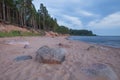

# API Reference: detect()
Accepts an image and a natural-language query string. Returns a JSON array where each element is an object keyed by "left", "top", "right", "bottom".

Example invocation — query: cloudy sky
[{"left": 33, "top": 0, "right": 120, "bottom": 36}]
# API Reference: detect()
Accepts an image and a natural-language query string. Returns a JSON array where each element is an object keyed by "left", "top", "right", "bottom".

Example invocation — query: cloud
[
  {"left": 88, "top": 12, "right": 120, "bottom": 29},
  {"left": 47, "top": 8, "right": 62, "bottom": 17},
  {"left": 32, "top": 0, "right": 103, "bottom": 10},
  {"left": 77, "top": 10, "right": 99, "bottom": 17},
  {"left": 63, "top": 15, "right": 83, "bottom": 26},
  {"left": 33, "top": 0, "right": 120, "bottom": 35},
  {"left": 58, "top": 15, "right": 83, "bottom": 29},
  {"left": 87, "top": 12, "right": 120, "bottom": 35}
]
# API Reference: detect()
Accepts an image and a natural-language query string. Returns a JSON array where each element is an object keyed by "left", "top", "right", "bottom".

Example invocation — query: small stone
[
  {"left": 58, "top": 43, "right": 62, "bottom": 46},
  {"left": 58, "top": 43, "right": 71, "bottom": 48},
  {"left": 14, "top": 55, "right": 32, "bottom": 61},
  {"left": 86, "top": 46, "right": 96, "bottom": 51},
  {"left": 5, "top": 40, "right": 29, "bottom": 45},
  {"left": 24, "top": 44, "right": 31, "bottom": 49}
]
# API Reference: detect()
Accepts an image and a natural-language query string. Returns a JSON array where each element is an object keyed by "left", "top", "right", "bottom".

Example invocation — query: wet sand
[{"left": 0, "top": 36, "right": 120, "bottom": 80}]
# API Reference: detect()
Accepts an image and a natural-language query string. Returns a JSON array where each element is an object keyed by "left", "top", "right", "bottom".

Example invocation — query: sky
[{"left": 33, "top": 0, "right": 120, "bottom": 36}]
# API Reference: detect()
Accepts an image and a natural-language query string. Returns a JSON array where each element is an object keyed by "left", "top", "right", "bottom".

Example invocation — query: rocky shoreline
[{"left": 0, "top": 36, "right": 120, "bottom": 80}]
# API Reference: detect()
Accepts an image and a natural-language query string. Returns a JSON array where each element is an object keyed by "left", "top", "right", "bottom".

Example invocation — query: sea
[{"left": 69, "top": 36, "right": 120, "bottom": 48}]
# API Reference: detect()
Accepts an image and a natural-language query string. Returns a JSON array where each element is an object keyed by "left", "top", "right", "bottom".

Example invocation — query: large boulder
[{"left": 35, "top": 46, "right": 66, "bottom": 64}]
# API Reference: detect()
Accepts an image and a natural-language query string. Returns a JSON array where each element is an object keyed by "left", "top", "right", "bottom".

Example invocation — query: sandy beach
[{"left": 0, "top": 36, "right": 120, "bottom": 80}]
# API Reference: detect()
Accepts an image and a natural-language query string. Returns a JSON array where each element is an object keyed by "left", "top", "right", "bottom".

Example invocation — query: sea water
[{"left": 69, "top": 36, "right": 120, "bottom": 48}]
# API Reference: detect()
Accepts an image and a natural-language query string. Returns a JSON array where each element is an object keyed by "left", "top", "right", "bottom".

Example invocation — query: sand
[{"left": 0, "top": 36, "right": 120, "bottom": 80}]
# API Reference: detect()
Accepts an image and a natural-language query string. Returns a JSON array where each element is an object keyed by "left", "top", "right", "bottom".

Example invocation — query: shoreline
[
  {"left": 0, "top": 36, "right": 120, "bottom": 80},
  {"left": 68, "top": 36, "right": 120, "bottom": 49}
]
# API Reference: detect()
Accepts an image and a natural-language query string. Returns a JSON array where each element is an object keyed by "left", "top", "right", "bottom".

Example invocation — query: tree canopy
[
  {"left": 0, "top": 0, "right": 59, "bottom": 31},
  {"left": 69, "top": 29, "right": 96, "bottom": 36}
]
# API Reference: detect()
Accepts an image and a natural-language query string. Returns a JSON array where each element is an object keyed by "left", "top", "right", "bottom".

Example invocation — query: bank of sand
[{"left": 0, "top": 36, "right": 120, "bottom": 80}]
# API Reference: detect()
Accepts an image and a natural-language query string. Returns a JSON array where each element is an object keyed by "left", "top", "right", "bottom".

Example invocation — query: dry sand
[{"left": 0, "top": 36, "right": 120, "bottom": 80}]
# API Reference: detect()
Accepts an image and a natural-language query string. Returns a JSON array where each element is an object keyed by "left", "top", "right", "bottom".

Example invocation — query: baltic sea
[{"left": 69, "top": 36, "right": 120, "bottom": 48}]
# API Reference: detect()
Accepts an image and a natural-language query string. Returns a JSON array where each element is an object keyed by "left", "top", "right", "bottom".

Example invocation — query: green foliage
[
  {"left": 37, "top": 3, "right": 58, "bottom": 31},
  {"left": 0, "top": 31, "right": 21, "bottom": 37},
  {"left": 69, "top": 29, "right": 96, "bottom": 36},
  {"left": 55, "top": 26, "right": 69, "bottom": 34},
  {"left": 54, "top": 26, "right": 96, "bottom": 36},
  {"left": 0, "top": 30, "right": 41, "bottom": 37}
]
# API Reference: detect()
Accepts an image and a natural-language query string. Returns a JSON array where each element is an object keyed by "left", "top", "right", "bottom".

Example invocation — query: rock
[
  {"left": 87, "top": 45, "right": 109, "bottom": 51},
  {"left": 35, "top": 46, "right": 66, "bottom": 64},
  {"left": 58, "top": 43, "right": 71, "bottom": 48},
  {"left": 58, "top": 43, "right": 62, "bottom": 46},
  {"left": 86, "top": 46, "right": 96, "bottom": 51},
  {"left": 81, "top": 63, "right": 118, "bottom": 80},
  {"left": 5, "top": 40, "right": 29, "bottom": 45},
  {"left": 24, "top": 44, "right": 31, "bottom": 49},
  {"left": 14, "top": 55, "right": 32, "bottom": 61}
]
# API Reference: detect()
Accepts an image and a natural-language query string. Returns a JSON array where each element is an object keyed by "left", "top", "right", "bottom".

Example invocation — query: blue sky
[{"left": 33, "top": 0, "right": 120, "bottom": 36}]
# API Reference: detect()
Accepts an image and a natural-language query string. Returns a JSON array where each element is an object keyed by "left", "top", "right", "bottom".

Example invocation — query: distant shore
[{"left": 0, "top": 36, "right": 120, "bottom": 80}]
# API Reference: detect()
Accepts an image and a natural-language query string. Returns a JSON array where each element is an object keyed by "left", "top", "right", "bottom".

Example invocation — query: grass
[{"left": 0, "top": 30, "right": 41, "bottom": 37}]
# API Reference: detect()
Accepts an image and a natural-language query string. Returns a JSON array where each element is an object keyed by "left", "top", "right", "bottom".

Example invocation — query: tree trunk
[
  {"left": 43, "top": 14, "right": 45, "bottom": 30},
  {"left": 23, "top": 8, "right": 26, "bottom": 27},
  {"left": 6, "top": 6, "right": 10, "bottom": 23},
  {"left": 0, "top": 2, "right": 2, "bottom": 20},
  {"left": 16, "top": 11, "right": 19, "bottom": 25},
  {"left": 20, "top": 8, "right": 24, "bottom": 27},
  {"left": 23, "top": 0, "right": 26, "bottom": 27},
  {"left": 2, "top": 0, "right": 5, "bottom": 21},
  {"left": 12, "top": 9, "right": 14, "bottom": 24}
]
